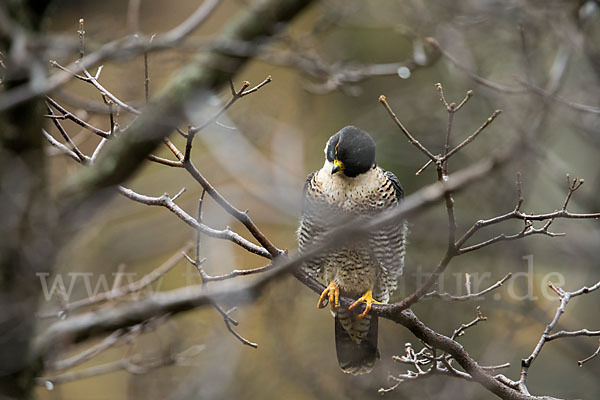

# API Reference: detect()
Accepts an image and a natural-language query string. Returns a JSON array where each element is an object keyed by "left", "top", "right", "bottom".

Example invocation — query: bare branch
[
  {"left": 118, "top": 186, "right": 271, "bottom": 258},
  {"left": 193, "top": 191, "right": 210, "bottom": 283},
  {"left": 38, "top": 243, "right": 194, "bottom": 319},
  {"left": 456, "top": 174, "right": 598, "bottom": 254},
  {"left": 127, "top": 0, "right": 142, "bottom": 34},
  {"left": 202, "top": 263, "right": 274, "bottom": 283},
  {"left": 443, "top": 109, "right": 502, "bottom": 161},
  {"left": 159, "top": 0, "right": 221, "bottom": 44},
  {"left": 426, "top": 37, "right": 525, "bottom": 94},
  {"left": 188, "top": 75, "right": 272, "bottom": 137},
  {"left": 523, "top": 82, "right": 600, "bottom": 114},
  {"left": 49, "top": 60, "right": 88, "bottom": 81},
  {"left": 458, "top": 223, "right": 565, "bottom": 255},
  {"left": 146, "top": 154, "right": 183, "bottom": 167},
  {"left": 223, "top": 315, "right": 258, "bottom": 348},
  {"left": 378, "top": 95, "right": 437, "bottom": 162},
  {"left": 78, "top": 18, "right": 85, "bottom": 60},
  {"left": 424, "top": 273, "right": 512, "bottom": 301},
  {"left": 543, "top": 175, "right": 584, "bottom": 231},
  {"left": 427, "top": 37, "right": 600, "bottom": 114},
  {"left": 48, "top": 329, "right": 125, "bottom": 372},
  {"left": 454, "top": 89, "right": 473, "bottom": 112},
  {"left": 519, "top": 280, "right": 600, "bottom": 392},
  {"left": 546, "top": 329, "right": 600, "bottom": 341},
  {"left": 46, "top": 96, "right": 110, "bottom": 138},
  {"left": 38, "top": 343, "right": 205, "bottom": 386},
  {"left": 515, "top": 172, "right": 524, "bottom": 211},
  {"left": 578, "top": 340, "right": 600, "bottom": 367},
  {"left": 45, "top": 102, "right": 87, "bottom": 162},
  {"left": 436, "top": 81, "right": 451, "bottom": 110},
  {"left": 182, "top": 161, "right": 281, "bottom": 258},
  {"left": 81, "top": 67, "right": 140, "bottom": 115},
  {"left": 42, "top": 129, "right": 81, "bottom": 162},
  {"left": 415, "top": 159, "right": 432, "bottom": 176},
  {"left": 451, "top": 306, "right": 487, "bottom": 340}
]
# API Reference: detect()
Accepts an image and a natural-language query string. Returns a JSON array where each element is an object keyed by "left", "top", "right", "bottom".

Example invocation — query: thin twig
[
  {"left": 578, "top": 340, "right": 600, "bottom": 367},
  {"left": 415, "top": 159, "right": 432, "bottom": 176},
  {"left": 543, "top": 175, "right": 584, "bottom": 231},
  {"left": 546, "top": 329, "right": 600, "bottom": 341},
  {"left": 443, "top": 109, "right": 502, "bottom": 161},
  {"left": 195, "top": 190, "right": 210, "bottom": 283},
  {"left": 515, "top": 172, "right": 524, "bottom": 211},
  {"left": 102, "top": 95, "right": 116, "bottom": 135},
  {"left": 424, "top": 273, "right": 512, "bottom": 301},
  {"left": 458, "top": 224, "right": 564, "bottom": 254},
  {"left": 426, "top": 37, "right": 525, "bottom": 94},
  {"left": 78, "top": 19, "right": 85, "bottom": 61},
  {"left": 48, "top": 329, "right": 125, "bottom": 372},
  {"left": 428, "top": 37, "right": 600, "bottom": 115},
  {"left": 146, "top": 154, "right": 183, "bottom": 167},
  {"left": 188, "top": 76, "right": 272, "bottom": 136},
  {"left": 187, "top": 193, "right": 258, "bottom": 347},
  {"left": 42, "top": 129, "right": 82, "bottom": 162},
  {"left": 81, "top": 68, "right": 140, "bottom": 115},
  {"left": 451, "top": 307, "right": 487, "bottom": 340},
  {"left": 223, "top": 317, "right": 258, "bottom": 348},
  {"left": 454, "top": 90, "right": 473, "bottom": 112},
  {"left": 46, "top": 96, "right": 110, "bottom": 138},
  {"left": 38, "top": 343, "right": 204, "bottom": 386},
  {"left": 379, "top": 95, "right": 437, "bottom": 162},
  {"left": 202, "top": 263, "right": 274, "bottom": 282},
  {"left": 127, "top": 0, "right": 142, "bottom": 34}
]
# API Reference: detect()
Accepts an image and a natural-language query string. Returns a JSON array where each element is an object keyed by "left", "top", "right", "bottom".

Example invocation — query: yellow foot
[
  {"left": 348, "top": 289, "right": 385, "bottom": 319},
  {"left": 317, "top": 280, "right": 340, "bottom": 312}
]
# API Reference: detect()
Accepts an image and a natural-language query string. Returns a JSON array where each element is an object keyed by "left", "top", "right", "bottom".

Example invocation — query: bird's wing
[
  {"left": 383, "top": 170, "right": 404, "bottom": 201},
  {"left": 372, "top": 169, "right": 408, "bottom": 297},
  {"left": 297, "top": 171, "right": 324, "bottom": 279}
]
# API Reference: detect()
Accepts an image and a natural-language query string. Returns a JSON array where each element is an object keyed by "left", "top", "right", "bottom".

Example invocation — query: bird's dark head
[{"left": 324, "top": 126, "right": 376, "bottom": 178}]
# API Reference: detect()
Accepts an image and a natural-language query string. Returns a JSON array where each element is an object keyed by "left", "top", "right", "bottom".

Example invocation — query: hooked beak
[{"left": 332, "top": 160, "right": 343, "bottom": 175}]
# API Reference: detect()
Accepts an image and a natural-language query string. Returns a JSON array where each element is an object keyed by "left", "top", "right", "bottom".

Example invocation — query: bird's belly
[{"left": 323, "top": 248, "right": 377, "bottom": 297}]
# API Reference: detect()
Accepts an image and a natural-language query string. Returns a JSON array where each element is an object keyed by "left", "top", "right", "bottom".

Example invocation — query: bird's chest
[{"left": 312, "top": 168, "right": 384, "bottom": 213}]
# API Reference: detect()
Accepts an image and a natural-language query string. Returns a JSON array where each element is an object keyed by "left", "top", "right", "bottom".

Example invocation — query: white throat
[{"left": 315, "top": 159, "right": 380, "bottom": 207}]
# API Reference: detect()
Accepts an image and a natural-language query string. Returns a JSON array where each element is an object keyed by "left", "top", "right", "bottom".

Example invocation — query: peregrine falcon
[{"left": 298, "top": 126, "right": 407, "bottom": 374}]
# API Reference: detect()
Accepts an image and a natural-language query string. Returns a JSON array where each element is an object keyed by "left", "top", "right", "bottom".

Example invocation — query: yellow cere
[{"left": 334, "top": 159, "right": 344, "bottom": 170}]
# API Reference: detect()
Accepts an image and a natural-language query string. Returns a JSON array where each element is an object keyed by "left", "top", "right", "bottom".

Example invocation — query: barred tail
[{"left": 334, "top": 311, "right": 379, "bottom": 374}]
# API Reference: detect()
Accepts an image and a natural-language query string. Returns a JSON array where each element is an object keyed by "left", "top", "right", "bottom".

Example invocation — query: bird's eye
[{"left": 335, "top": 143, "right": 339, "bottom": 156}]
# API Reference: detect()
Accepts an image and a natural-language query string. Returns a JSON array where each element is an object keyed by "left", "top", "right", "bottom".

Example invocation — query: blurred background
[{"left": 36, "top": 0, "right": 599, "bottom": 399}]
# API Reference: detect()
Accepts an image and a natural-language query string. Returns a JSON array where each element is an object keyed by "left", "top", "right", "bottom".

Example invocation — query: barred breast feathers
[{"left": 298, "top": 161, "right": 407, "bottom": 289}]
